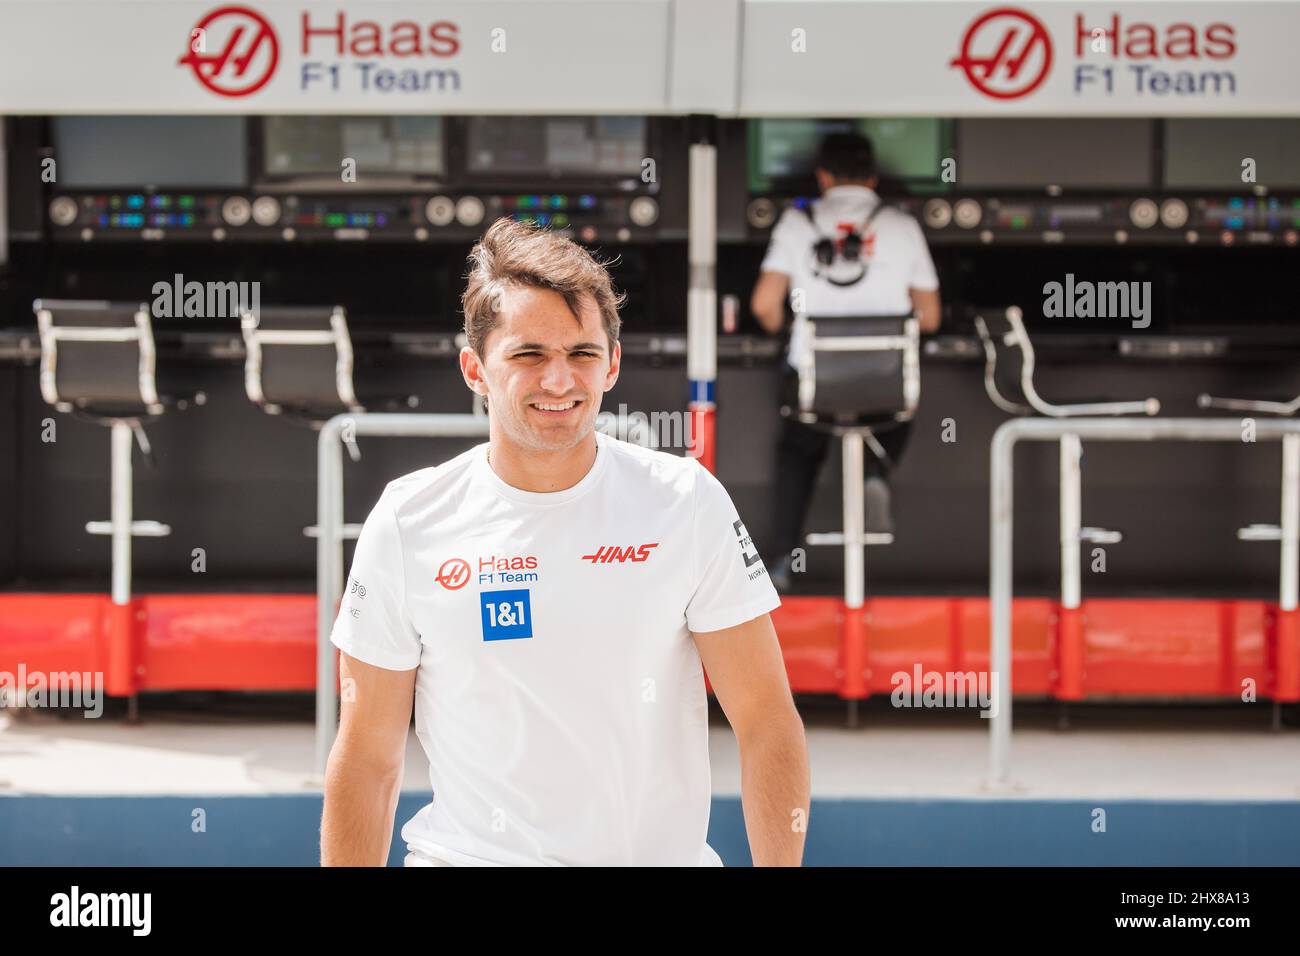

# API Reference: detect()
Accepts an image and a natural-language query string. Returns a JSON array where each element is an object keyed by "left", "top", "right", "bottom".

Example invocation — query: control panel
[
  {"left": 46, "top": 189, "right": 661, "bottom": 244},
  {"left": 745, "top": 194, "right": 1300, "bottom": 246}
]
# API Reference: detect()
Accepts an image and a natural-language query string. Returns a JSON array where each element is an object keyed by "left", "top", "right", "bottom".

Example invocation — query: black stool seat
[{"left": 242, "top": 304, "right": 417, "bottom": 424}]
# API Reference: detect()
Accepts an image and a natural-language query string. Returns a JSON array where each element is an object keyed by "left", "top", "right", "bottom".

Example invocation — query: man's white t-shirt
[
  {"left": 330, "top": 429, "right": 781, "bottom": 866},
  {"left": 759, "top": 184, "right": 940, "bottom": 368}
]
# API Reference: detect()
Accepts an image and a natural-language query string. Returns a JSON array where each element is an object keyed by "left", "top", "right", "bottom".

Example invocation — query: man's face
[{"left": 461, "top": 285, "right": 620, "bottom": 453}]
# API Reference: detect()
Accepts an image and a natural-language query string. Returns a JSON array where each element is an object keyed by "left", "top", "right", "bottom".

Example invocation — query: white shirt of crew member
[
  {"left": 760, "top": 184, "right": 940, "bottom": 369},
  {"left": 330, "top": 429, "right": 781, "bottom": 866}
]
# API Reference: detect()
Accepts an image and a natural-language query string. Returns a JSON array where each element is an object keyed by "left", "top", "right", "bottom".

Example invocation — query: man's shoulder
[
  {"left": 379, "top": 443, "right": 483, "bottom": 514},
  {"left": 873, "top": 203, "right": 924, "bottom": 232},
  {"left": 600, "top": 433, "right": 701, "bottom": 494}
]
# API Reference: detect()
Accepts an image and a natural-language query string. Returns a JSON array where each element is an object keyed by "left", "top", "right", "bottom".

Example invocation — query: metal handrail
[
  {"left": 1198, "top": 392, "right": 1300, "bottom": 416},
  {"left": 989, "top": 417, "right": 1300, "bottom": 787},
  {"left": 315, "top": 413, "right": 491, "bottom": 776}
]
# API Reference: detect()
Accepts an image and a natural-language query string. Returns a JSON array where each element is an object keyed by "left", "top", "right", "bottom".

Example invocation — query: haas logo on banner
[
  {"left": 179, "top": 5, "right": 280, "bottom": 97},
  {"left": 950, "top": 6, "right": 1053, "bottom": 100}
]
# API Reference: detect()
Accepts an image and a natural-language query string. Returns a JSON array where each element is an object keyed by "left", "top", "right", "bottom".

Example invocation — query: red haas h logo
[
  {"left": 436, "top": 558, "right": 471, "bottom": 590},
  {"left": 179, "top": 5, "right": 280, "bottom": 97},
  {"left": 951, "top": 7, "right": 1053, "bottom": 100},
  {"left": 581, "top": 544, "right": 659, "bottom": 564}
]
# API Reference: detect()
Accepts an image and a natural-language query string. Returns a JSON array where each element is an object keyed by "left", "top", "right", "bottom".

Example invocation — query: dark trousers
[{"left": 769, "top": 365, "right": 913, "bottom": 564}]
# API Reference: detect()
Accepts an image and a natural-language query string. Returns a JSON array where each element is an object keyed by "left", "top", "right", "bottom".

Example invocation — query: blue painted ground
[{"left": 3, "top": 795, "right": 1298, "bottom": 866}]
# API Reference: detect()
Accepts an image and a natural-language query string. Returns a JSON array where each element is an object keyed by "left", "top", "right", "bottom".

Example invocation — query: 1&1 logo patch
[{"left": 480, "top": 588, "right": 533, "bottom": 641}]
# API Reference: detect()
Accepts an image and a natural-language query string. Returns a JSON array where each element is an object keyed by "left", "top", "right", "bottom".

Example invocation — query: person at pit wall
[{"left": 751, "top": 132, "right": 941, "bottom": 593}]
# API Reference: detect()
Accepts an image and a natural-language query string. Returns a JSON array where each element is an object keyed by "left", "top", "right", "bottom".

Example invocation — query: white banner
[
  {"left": 0, "top": 0, "right": 671, "bottom": 114},
  {"left": 1, "top": 1, "right": 1296, "bottom": 115},
  {"left": 741, "top": 1, "right": 1300, "bottom": 117}
]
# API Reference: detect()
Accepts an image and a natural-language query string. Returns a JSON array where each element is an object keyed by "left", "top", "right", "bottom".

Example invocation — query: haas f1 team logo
[
  {"left": 582, "top": 544, "right": 659, "bottom": 564},
  {"left": 179, "top": 5, "right": 280, "bottom": 97},
  {"left": 436, "top": 558, "right": 471, "bottom": 590},
  {"left": 950, "top": 7, "right": 1053, "bottom": 100}
]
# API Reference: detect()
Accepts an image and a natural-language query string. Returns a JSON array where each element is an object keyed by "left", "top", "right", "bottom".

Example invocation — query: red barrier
[{"left": 0, "top": 593, "right": 1294, "bottom": 701}]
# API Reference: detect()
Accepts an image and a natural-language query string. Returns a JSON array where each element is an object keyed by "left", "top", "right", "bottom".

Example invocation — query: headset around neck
[{"left": 800, "top": 198, "right": 888, "bottom": 288}]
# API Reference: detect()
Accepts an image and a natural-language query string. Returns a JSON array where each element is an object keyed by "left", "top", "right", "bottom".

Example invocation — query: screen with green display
[
  {"left": 1164, "top": 119, "right": 1300, "bottom": 189},
  {"left": 263, "top": 116, "right": 444, "bottom": 178},
  {"left": 748, "top": 117, "right": 949, "bottom": 193}
]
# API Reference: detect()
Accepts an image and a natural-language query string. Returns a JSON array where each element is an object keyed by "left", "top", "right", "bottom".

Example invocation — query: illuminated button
[
  {"left": 746, "top": 198, "right": 777, "bottom": 229},
  {"left": 179, "top": 196, "right": 195, "bottom": 209},
  {"left": 110, "top": 196, "right": 121, "bottom": 209},
  {"left": 953, "top": 199, "right": 982, "bottom": 229},
  {"left": 579, "top": 195, "right": 597, "bottom": 209},
  {"left": 425, "top": 195, "right": 455, "bottom": 226},
  {"left": 922, "top": 198, "right": 952, "bottom": 229},
  {"left": 1159, "top": 199, "right": 1188, "bottom": 229},
  {"left": 251, "top": 196, "right": 281, "bottom": 226},
  {"left": 456, "top": 196, "right": 486, "bottom": 227},
  {"left": 1128, "top": 198, "right": 1158, "bottom": 229},
  {"left": 553, "top": 213, "right": 569, "bottom": 227},
  {"left": 48, "top": 197, "right": 78, "bottom": 227},
  {"left": 221, "top": 196, "right": 252, "bottom": 226},
  {"left": 127, "top": 195, "right": 144, "bottom": 208},
  {"left": 551, "top": 195, "right": 564, "bottom": 209},
  {"left": 628, "top": 196, "right": 658, "bottom": 227},
  {"left": 536, "top": 213, "right": 550, "bottom": 226}
]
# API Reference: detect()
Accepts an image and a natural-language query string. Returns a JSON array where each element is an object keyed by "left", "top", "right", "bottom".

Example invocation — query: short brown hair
[{"left": 461, "top": 217, "right": 625, "bottom": 357}]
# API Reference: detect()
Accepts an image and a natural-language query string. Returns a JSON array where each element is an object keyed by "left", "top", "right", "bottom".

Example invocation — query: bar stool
[
  {"left": 788, "top": 312, "right": 920, "bottom": 726},
  {"left": 34, "top": 298, "right": 205, "bottom": 714},
  {"left": 241, "top": 305, "right": 418, "bottom": 541}
]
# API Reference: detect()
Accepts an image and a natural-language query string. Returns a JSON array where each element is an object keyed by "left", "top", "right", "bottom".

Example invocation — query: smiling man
[{"left": 321, "top": 217, "right": 809, "bottom": 867}]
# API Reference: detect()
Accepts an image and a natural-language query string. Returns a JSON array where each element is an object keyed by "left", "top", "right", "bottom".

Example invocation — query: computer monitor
[
  {"left": 956, "top": 118, "right": 1155, "bottom": 190},
  {"left": 748, "top": 117, "right": 950, "bottom": 193},
  {"left": 262, "top": 116, "right": 445, "bottom": 180},
  {"left": 465, "top": 116, "right": 647, "bottom": 178},
  {"left": 53, "top": 116, "right": 248, "bottom": 188},
  {"left": 1164, "top": 119, "right": 1300, "bottom": 189}
]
